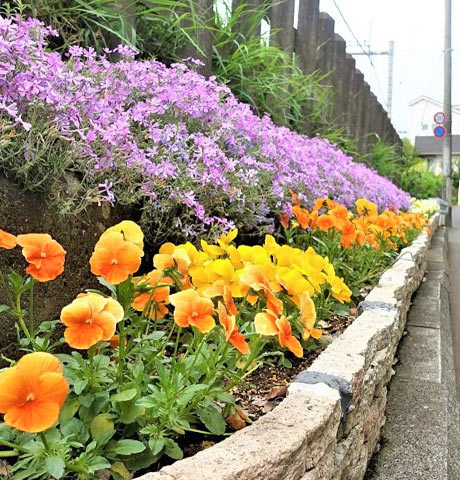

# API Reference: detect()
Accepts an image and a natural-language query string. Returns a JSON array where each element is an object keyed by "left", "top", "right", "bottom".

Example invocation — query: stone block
[
  {"left": 148, "top": 388, "right": 340, "bottom": 480},
  {"left": 301, "top": 442, "right": 335, "bottom": 480}
]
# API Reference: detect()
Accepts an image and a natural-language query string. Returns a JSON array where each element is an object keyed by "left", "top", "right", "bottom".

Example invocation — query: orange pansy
[
  {"left": 292, "top": 204, "right": 310, "bottom": 229},
  {"left": 316, "top": 215, "right": 336, "bottom": 231},
  {"left": 218, "top": 303, "right": 249, "bottom": 355},
  {"left": 280, "top": 213, "right": 290, "bottom": 228},
  {"left": 61, "top": 292, "right": 124, "bottom": 349},
  {"left": 90, "top": 231, "right": 143, "bottom": 285},
  {"left": 0, "top": 352, "right": 68, "bottom": 433},
  {"left": 153, "top": 246, "right": 191, "bottom": 275},
  {"left": 132, "top": 270, "right": 173, "bottom": 314},
  {"left": 276, "top": 316, "right": 303, "bottom": 358},
  {"left": 299, "top": 292, "right": 321, "bottom": 340},
  {"left": 16, "top": 234, "right": 66, "bottom": 282},
  {"left": 239, "top": 265, "right": 271, "bottom": 292},
  {"left": 169, "top": 289, "right": 215, "bottom": 333},
  {"left": 0, "top": 229, "right": 16, "bottom": 249}
]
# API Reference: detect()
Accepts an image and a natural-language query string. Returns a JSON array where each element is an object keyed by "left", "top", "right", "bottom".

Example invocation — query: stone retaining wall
[{"left": 139, "top": 215, "right": 439, "bottom": 480}]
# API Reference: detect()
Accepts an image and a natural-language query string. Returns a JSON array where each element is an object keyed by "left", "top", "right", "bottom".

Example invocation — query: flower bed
[
  {"left": 0, "top": 197, "right": 431, "bottom": 479},
  {"left": 138, "top": 214, "right": 439, "bottom": 480},
  {"left": 0, "top": 15, "right": 410, "bottom": 245}
]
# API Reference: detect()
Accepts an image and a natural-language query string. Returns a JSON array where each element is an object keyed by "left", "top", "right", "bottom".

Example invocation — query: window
[{"left": 422, "top": 124, "right": 428, "bottom": 131}]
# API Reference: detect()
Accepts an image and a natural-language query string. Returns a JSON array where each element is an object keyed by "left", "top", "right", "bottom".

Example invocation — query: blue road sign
[
  {"left": 434, "top": 112, "right": 446, "bottom": 124},
  {"left": 434, "top": 125, "right": 447, "bottom": 138}
]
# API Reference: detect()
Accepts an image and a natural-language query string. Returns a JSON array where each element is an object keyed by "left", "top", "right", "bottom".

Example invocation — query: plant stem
[
  {"left": 0, "top": 450, "right": 17, "bottom": 457},
  {"left": 29, "top": 278, "right": 35, "bottom": 336},
  {"left": 118, "top": 319, "right": 126, "bottom": 380},
  {"left": 0, "top": 439, "right": 25, "bottom": 452},
  {"left": 16, "top": 292, "right": 32, "bottom": 344},
  {"left": 39, "top": 432, "right": 50, "bottom": 452}
]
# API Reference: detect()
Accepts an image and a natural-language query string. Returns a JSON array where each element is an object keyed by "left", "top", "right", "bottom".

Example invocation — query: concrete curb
[
  {"left": 138, "top": 215, "right": 439, "bottom": 480},
  {"left": 366, "top": 223, "right": 460, "bottom": 479}
]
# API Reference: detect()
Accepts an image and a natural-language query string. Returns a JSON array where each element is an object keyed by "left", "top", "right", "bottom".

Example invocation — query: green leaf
[
  {"left": 112, "top": 461, "right": 131, "bottom": 480},
  {"left": 86, "top": 456, "right": 111, "bottom": 472},
  {"left": 111, "top": 388, "right": 137, "bottom": 403},
  {"left": 59, "top": 398, "right": 80, "bottom": 424},
  {"left": 79, "top": 393, "right": 95, "bottom": 408},
  {"left": 148, "top": 438, "right": 165, "bottom": 456},
  {"left": 0, "top": 304, "right": 10, "bottom": 314},
  {"left": 197, "top": 405, "right": 226, "bottom": 435},
  {"left": 61, "top": 418, "right": 89, "bottom": 443},
  {"left": 215, "top": 392, "right": 235, "bottom": 404},
  {"left": 90, "top": 414, "right": 114, "bottom": 439},
  {"left": 45, "top": 456, "right": 65, "bottom": 479},
  {"left": 164, "top": 439, "right": 183, "bottom": 460},
  {"left": 114, "top": 439, "right": 146, "bottom": 455},
  {"left": 119, "top": 405, "right": 144, "bottom": 424},
  {"left": 73, "top": 378, "right": 88, "bottom": 395}
]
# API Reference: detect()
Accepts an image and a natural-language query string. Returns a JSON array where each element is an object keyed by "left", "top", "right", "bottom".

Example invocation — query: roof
[
  {"left": 415, "top": 135, "right": 460, "bottom": 155},
  {"left": 409, "top": 95, "right": 460, "bottom": 113}
]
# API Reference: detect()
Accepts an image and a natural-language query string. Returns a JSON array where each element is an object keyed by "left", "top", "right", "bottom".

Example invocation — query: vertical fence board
[
  {"left": 342, "top": 54, "right": 357, "bottom": 133},
  {"left": 330, "top": 33, "right": 346, "bottom": 124},
  {"left": 268, "top": 0, "right": 295, "bottom": 54},
  {"left": 295, "top": 0, "right": 320, "bottom": 74},
  {"left": 232, "top": 0, "right": 264, "bottom": 38},
  {"left": 176, "top": 0, "right": 215, "bottom": 77}
]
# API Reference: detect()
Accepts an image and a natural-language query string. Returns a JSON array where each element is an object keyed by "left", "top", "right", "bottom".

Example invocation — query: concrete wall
[{"left": 138, "top": 217, "right": 439, "bottom": 480}]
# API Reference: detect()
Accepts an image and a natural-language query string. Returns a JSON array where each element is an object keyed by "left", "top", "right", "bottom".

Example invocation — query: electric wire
[{"left": 331, "top": 0, "right": 388, "bottom": 107}]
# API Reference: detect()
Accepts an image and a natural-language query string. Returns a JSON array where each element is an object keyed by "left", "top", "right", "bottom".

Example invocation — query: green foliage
[
  {"left": 400, "top": 170, "right": 445, "bottom": 199},
  {"left": 211, "top": 1, "right": 330, "bottom": 130},
  {"left": 369, "top": 137, "right": 403, "bottom": 185}
]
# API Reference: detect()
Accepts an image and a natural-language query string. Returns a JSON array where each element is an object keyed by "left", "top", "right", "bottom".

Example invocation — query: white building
[{"left": 408, "top": 95, "right": 460, "bottom": 144}]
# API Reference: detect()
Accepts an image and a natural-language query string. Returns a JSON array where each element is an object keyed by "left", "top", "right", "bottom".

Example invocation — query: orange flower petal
[
  {"left": 17, "top": 352, "right": 63, "bottom": 380},
  {"left": 189, "top": 314, "right": 215, "bottom": 333},
  {"left": 61, "top": 301, "right": 92, "bottom": 327},
  {"left": 283, "top": 335, "right": 303, "bottom": 358},
  {"left": 64, "top": 323, "right": 104, "bottom": 349},
  {"left": 91, "top": 311, "right": 117, "bottom": 341},
  {"left": 35, "top": 373, "right": 69, "bottom": 408},
  {"left": 0, "top": 367, "right": 28, "bottom": 413},
  {"left": 254, "top": 312, "right": 278, "bottom": 335},
  {"left": 0, "top": 229, "right": 17, "bottom": 249},
  {"left": 229, "top": 331, "right": 249, "bottom": 355},
  {"left": 4, "top": 400, "right": 60, "bottom": 433}
]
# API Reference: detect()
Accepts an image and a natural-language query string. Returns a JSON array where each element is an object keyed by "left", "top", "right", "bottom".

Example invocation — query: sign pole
[{"left": 442, "top": 0, "right": 452, "bottom": 225}]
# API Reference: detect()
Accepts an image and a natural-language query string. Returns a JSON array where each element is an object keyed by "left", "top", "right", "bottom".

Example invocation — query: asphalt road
[{"left": 448, "top": 206, "right": 460, "bottom": 398}]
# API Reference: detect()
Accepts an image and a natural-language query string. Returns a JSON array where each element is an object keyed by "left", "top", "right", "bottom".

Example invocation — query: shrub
[
  {"left": 400, "top": 170, "right": 445, "bottom": 199},
  {"left": 0, "top": 16, "right": 409, "bottom": 246}
]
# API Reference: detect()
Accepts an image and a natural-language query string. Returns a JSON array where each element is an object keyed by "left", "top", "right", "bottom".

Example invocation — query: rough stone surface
[{"left": 138, "top": 217, "right": 439, "bottom": 480}]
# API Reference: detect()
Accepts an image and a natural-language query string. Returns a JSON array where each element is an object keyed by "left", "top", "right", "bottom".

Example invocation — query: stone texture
[
  {"left": 140, "top": 388, "right": 341, "bottom": 480},
  {"left": 301, "top": 442, "right": 335, "bottom": 480}
]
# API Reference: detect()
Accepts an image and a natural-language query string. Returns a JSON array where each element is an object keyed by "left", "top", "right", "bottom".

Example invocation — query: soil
[
  {"left": 0, "top": 175, "right": 134, "bottom": 364},
  {"left": 174, "top": 308, "right": 359, "bottom": 465}
]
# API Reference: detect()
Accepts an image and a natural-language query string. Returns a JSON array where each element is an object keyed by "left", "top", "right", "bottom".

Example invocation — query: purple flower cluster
[{"left": 0, "top": 16, "right": 409, "bottom": 239}]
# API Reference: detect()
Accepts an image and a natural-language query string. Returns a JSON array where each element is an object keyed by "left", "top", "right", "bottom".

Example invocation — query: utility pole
[
  {"left": 348, "top": 40, "right": 394, "bottom": 119},
  {"left": 387, "top": 41, "right": 394, "bottom": 119},
  {"left": 442, "top": 0, "right": 452, "bottom": 225}
]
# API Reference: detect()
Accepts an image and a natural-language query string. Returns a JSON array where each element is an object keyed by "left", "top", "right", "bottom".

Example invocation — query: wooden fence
[{"left": 151, "top": 0, "right": 401, "bottom": 155}]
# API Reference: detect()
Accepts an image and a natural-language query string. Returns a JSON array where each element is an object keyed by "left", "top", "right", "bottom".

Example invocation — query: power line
[{"left": 331, "top": 0, "right": 388, "bottom": 107}]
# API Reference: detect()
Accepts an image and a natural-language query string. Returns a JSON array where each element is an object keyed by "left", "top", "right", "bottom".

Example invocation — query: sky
[{"left": 316, "top": 0, "right": 460, "bottom": 137}]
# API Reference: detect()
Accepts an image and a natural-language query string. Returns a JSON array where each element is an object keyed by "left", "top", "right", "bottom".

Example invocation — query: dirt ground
[{"left": 0, "top": 175, "right": 133, "bottom": 362}]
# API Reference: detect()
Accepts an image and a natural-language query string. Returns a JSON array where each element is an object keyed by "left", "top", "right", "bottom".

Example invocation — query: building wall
[{"left": 409, "top": 98, "right": 460, "bottom": 143}]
